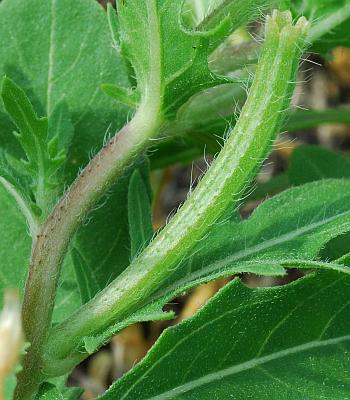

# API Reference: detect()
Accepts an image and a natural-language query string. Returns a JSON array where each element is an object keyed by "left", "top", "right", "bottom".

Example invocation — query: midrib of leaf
[
  {"left": 121, "top": 274, "right": 350, "bottom": 400},
  {"left": 139, "top": 337, "right": 350, "bottom": 400},
  {"left": 308, "top": 3, "right": 350, "bottom": 43},
  {"left": 144, "top": 0, "right": 162, "bottom": 109},
  {"left": 122, "top": 276, "right": 349, "bottom": 400},
  {"left": 255, "top": 276, "right": 347, "bottom": 358},
  {"left": 163, "top": 209, "right": 350, "bottom": 290},
  {"left": 0, "top": 177, "right": 38, "bottom": 237},
  {"left": 46, "top": 0, "right": 57, "bottom": 115},
  {"left": 209, "top": 210, "right": 350, "bottom": 262},
  {"left": 153, "top": 259, "right": 350, "bottom": 301}
]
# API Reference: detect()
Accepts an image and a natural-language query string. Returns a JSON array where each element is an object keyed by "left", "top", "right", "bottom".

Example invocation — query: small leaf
[
  {"left": 73, "top": 158, "right": 151, "bottom": 301},
  {"left": 70, "top": 248, "right": 100, "bottom": 305},
  {"left": 1, "top": 77, "right": 65, "bottom": 214},
  {"left": 83, "top": 300, "right": 174, "bottom": 355},
  {"left": 100, "top": 271, "right": 350, "bottom": 399},
  {"left": 193, "top": 0, "right": 276, "bottom": 50},
  {"left": 116, "top": 0, "right": 230, "bottom": 119},
  {"left": 35, "top": 382, "right": 83, "bottom": 400},
  {"left": 128, "top": 170, "right": 153, "bottom": 259},
  {"left": 0, "top": 150, "right": 38, "bottom": 232},
  {"left": 293, "top": 0, "right": 350, "bottom": 54}
]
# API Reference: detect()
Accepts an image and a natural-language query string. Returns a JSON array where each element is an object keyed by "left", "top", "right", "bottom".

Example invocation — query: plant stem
[
  {"left": 15, "top": 105, "right": 162, "bottom": 400},
  {"left": 15, "top": 0, "right": 165, "bottom": 395},
  {"left": 43, "top": 11, "right": 309, "bottom": 376}
]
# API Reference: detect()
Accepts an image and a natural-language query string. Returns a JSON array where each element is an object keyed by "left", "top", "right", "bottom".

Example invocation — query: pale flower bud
[{"left": 0, "top": 289, "right": 23, "bottom": 399}]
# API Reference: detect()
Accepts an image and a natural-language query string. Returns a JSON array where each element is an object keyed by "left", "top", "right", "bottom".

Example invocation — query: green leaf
[
  {"left": 0, "top": 185, "right": 31, "bottom": 310},
  {"left": 150, "top": 179, "right": 350, "bottom": 301},
  {"left": 286, "top": 147, "right": 350, "bottom": 263},
  {"left": 128, "top": 170, "right": 153, "bottom": 259},
  {"left": 194, "top": 0, "right": 275, "bottom": 50},
  {"left": 48, "top": 99, "right": 74, "bottom": 157},
  {"left": 51, "top": 255, "right": 81, "bottom": 325},
  {"left": 0, "top": 0, "right": 130, "bottom": 172},
  {"left": 0, "top": 150, "right": 32, "bottom": 205},
  {"left": 101, "top": 83, "right": 140, "bottom": 108},
  {"left": 286, "top": 109, "right": 350, "bottom": 131},
  {"left": 72, "top": 159, "right": 151, "bottom": 302},
  {"left": 83, "top": 300, "right": 174, "bottom": 355},
  {"left": 0, "top": 149, "right": 40, "bottom": 235},
  {"left": 35, "top": 382, "right": 83, "bottom": 400},
  {"left": 70, "top": 248, "right": 100, "bottom": 305},
  {"left": 289, "top": 146, "right": 350, "bottom": 185},
  {"left": 81, "top": 179, "right": 350, "bottom": 353},
  {"left": 35, "top": 383, "right": 64, "bottom": 400},
  {"left": 293, "top": 0, "right": 350, "bottom": 54},
  {"left": 100, "top": 271, "right": 350, "bottom": 399},
  {"left": 116, "top": 0, "right": 229, "bottom": 119},
  {"left": 0, "top": 181, "right": 79, "bottom": 324},
  {"left": 1, "top": 77, "right": 65, "bottom": 214}
]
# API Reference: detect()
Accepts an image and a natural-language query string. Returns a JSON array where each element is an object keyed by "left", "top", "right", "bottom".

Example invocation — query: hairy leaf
[
  {"left": 151, "top": 179, "right": 350, "bottom": 300},
  {"left": 82, "top": 179, "right": 350, "bottom": 352},
  {"left": 115, "top": 0, "right": 229, "bottom": 118},
  {"left": 1, "top": 77, "right": 66, "bottom": 214},
  {"left": 293, "top": 0, "right": 350, "bottom": 53},
  {"left": 194, "top": 0, "right": 275, "bottom": 50},
  {"left": 100, "top": 271, "right": 350, "bottom": 399},
  {"left": 0, "top": 0, "right": 130, "bottom": 172}
]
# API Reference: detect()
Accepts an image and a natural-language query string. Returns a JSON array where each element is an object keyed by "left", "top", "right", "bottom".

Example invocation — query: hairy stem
[
  {"left": 15, "top": 105, "right": 162, "bottom": 399},
  {"left": 15, "top": 0, "right": 165, "bottom": 395},
  {"left": 44, "top": 11, "right": 309, "bottom": 376}
]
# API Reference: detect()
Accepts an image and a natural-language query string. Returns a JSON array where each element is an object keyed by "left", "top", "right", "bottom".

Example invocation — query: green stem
[
  {"left": 15, "top": 106, "right": 162, "bottom": 400},
  {"left": 43, "top": 11, "right": 309, "bottom": 376},
  {"left": 15, "top": 1, "right": 164, "bottom": 397}
]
